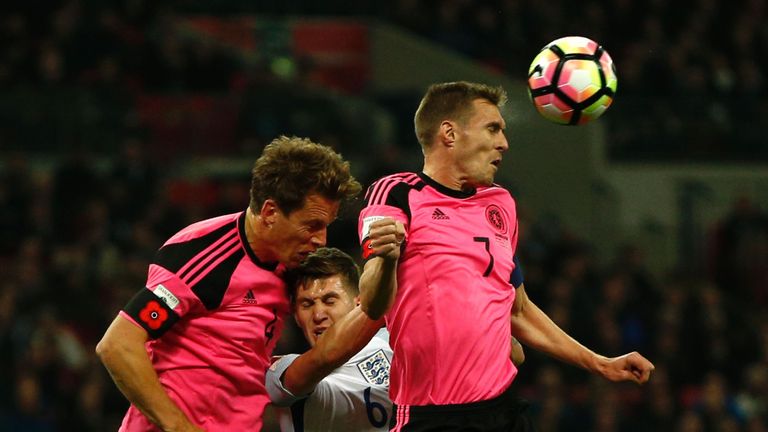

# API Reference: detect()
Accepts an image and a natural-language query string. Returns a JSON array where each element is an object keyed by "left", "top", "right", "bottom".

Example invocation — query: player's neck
[{"left": 423, "top": 162, "right": 472, "bottom": 192}]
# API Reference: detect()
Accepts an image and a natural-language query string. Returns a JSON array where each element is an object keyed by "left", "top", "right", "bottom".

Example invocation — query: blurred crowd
[
  {"left": 1, "top": 0, "right": 767, "bottom": 431},
  {"left": 512, "top": 203, "right": 768, "bottom": 432},
  {"left": 0, "top": 0, "right": 390, "bottom": 162}
]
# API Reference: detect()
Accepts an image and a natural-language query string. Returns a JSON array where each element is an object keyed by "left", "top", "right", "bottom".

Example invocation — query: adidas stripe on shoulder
[
  {"left": 154, "top": 221, "right": 245, "bottom": 310},
  {"left": 364, "top": 173, "right": 425, "bottom": 223}
]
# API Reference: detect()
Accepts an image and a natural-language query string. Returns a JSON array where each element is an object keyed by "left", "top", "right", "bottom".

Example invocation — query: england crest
[{"left": 356, "top": 349, "right": 390, "bottom": 386}]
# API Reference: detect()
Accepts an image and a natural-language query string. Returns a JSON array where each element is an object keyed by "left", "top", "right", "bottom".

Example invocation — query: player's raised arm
[
  {"left": 267, "top": 247, "right": 392, "bottom": 403},
  {"left": 510, "top": 283, "right": 654, "bottom": 384},
  {"left": 279, "top": 306, "right": 385, "bottom": 398},
  {"left": 358, "top": 218, "right": 404, "bottom": 320},
  {"left": 96, "top": 316, "right": 203, "bottom": 432}
]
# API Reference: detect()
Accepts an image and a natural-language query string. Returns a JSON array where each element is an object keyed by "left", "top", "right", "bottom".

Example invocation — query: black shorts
[{"left": 389, "top": 385, "right": 535, "bottom": 432}]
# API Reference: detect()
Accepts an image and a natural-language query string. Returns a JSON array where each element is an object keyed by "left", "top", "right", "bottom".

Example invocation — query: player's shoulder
[
  {"left": 164, "top": 212, "right": 241, "bottom": 246},
  {"left": 151, "top": 212, "right": 250, "bottom": 311},
  {"left": 480, "top": 183, "right": 516, "bottom": 201},
  {"left": 373, "top": 329, "right": 393, "bottom": 356},
  {"left": 364, "top": 172, "right": 425, "bottom": 207},
  {"left": 366, "top": 172, "right": 423, "bottom": 194},
  {"left": 373, "top": 327, "right": 391, "bottom": 345},
  {"left": 350, "top": 329, "right": 392, "bottom": 362},
  {"left": 370, "top": 171, "right": 421, "bottom": 185}
]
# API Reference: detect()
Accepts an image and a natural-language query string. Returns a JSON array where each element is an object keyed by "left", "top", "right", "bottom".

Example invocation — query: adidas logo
[
  {"left": 432, "top": 208, "right": 449, "bottom": 220},
  {"left": 243, "top": 289, "right": 257, "bottom": 304}
]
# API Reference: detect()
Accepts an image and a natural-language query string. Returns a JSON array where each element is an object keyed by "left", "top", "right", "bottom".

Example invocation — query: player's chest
[
  {"left": 409, "top": 199, "right": 514, "bottom": 247},
  {"left": 407, "top": 199, "right": 516, "bottom": 274},
  {"left": 200, "top": 274, "right": 289, "bottom": 344}
]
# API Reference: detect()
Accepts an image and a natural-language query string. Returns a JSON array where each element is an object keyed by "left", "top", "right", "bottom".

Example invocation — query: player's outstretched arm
[
  {"left": 96, "top": 316, "right": 203, "bottom": 432},
  {"left": 280, "top": 307, "right": 386, "bottom": 397},
  {"left": 358, "top": 218, "right": 405, "bottom": 319},
  {"left": 510, "top": 284, "right": 654, "bottom": 384}
]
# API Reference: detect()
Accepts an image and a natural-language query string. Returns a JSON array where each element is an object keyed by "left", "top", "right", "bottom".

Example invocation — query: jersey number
[
  {"left": 473, "top": 237, "right": 494, "bottom": 277},
  {"left": 364, "top": 386, "right": 388, "bottom": 428}
]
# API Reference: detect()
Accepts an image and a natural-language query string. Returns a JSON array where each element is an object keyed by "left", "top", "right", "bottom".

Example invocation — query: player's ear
[
  {"left": 438, "top": 120, "right": 456, "bottom": 148},
  {"left": 259, "top": 199, "right": 279, "bottom": 227}
]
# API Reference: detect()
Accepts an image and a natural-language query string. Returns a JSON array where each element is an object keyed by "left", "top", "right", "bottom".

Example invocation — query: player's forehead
[
  {"left": 468, "top": 99, "right": 505, "bottom": 126},
  {"left": 288, "top": 194, "right": 340, "bottom": 223},
  {"left": 295, "top": 274, "right": 349, "bottom": 300}
]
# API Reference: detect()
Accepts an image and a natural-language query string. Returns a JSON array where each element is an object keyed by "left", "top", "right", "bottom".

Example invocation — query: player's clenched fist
[
  {"left": 366, "top": 218, "right": 405, "bottom": 260},
  {"left": 598, "top": 351, "right": 655, "bottom": 385}
]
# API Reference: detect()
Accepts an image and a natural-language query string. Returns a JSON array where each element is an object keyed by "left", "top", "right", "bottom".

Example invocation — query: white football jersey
[{"left": 266, "top": 329, "right": 393, "bottom": 432}]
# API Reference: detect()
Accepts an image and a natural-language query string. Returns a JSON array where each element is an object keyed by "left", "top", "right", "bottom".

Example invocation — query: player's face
[
  {"left": 453, "top": 99, "right": 508, "bottom": 187},
  {"left": 272, "top": 194, "right": 340, "bottom": 269},
  {"left": 294, "top": 275, "right": 356, "bottom": 347}
]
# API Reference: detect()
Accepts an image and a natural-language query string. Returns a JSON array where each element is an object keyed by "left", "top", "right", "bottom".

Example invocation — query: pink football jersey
[
  {"left": 359, "top": 173, "right": 522, "bottom": 407},
  {"left": 119, "top": 212, "right": 290, "bottom": 431}
]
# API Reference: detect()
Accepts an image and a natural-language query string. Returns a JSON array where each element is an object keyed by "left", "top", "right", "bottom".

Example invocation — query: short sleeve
[
  {"left": 265, "top": 354, "right": 303, "bottom": 407},
  {"left": 359, "top": 176, "right": 416, "bottom": 261},
  {"left": 121, "top": 264, "right": 205, "bottom": 339}
]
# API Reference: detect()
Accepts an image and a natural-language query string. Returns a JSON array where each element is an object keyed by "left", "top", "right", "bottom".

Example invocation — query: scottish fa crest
[{"left": 485, "top": 204, "right": 508, "bottom": 234}]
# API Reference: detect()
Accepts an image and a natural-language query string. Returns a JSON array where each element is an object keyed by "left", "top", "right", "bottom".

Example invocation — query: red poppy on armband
[
  {"left": 139, "top": 300, "right": 168, "bottom": 329},
  {"left": 124, "top": 287, "right": 180, "bottom": 338}
]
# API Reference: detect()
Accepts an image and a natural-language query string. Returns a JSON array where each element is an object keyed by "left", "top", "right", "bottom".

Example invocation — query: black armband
[{"left": 123, "top": 288, "right": 180, "bottom": 339}]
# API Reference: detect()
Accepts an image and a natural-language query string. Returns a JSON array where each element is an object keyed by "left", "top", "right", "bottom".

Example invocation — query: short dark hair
[
  {"left": 414, "top": 81, "right": 507, "bottom": 149},
  {"left": 249, "top": 136, "right": 362, "bottom": 215},
  {"left": 284, "top": 247, "right": 360, "bottom": 303}
]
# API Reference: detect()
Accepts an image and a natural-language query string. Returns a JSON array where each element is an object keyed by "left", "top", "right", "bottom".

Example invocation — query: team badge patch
[
  {"left": 124, "top": 288, "right": 180, "bottom": 339},
  {"left": 485, "top": 204, "right": 508, "bottom": 234},
  {"left": 356, "top": 349, "right": 390, "bottom": 386}
]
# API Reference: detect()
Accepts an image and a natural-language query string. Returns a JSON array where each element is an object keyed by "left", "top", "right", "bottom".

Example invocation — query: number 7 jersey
[{"left": 358, "top": 172, "right": 523, "bottom": 407}]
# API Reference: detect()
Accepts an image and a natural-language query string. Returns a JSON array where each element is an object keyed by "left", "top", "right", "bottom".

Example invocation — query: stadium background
[{"left": 1, "top": 0, "right": 767, "bottom": 431}]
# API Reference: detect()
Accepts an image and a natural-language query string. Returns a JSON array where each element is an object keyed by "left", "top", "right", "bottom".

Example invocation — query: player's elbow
[
  {"left": 95, "top": 334, "right": 120, "bottom": 366},
  {"left": 95, "top": 336, "right": 110, "bottom": 362}
]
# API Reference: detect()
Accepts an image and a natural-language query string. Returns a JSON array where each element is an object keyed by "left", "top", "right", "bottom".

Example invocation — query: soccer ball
[{"left": 527, "top": 36, "right": 617, "bottom": 125}]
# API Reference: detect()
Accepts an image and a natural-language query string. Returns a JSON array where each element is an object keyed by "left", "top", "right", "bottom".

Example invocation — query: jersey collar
[
  {"left": 238, "top": 211, "right": 280, "bottom": 271},
  {"left": 418, "top": 172, "right": 477, "bottom": 198}
]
